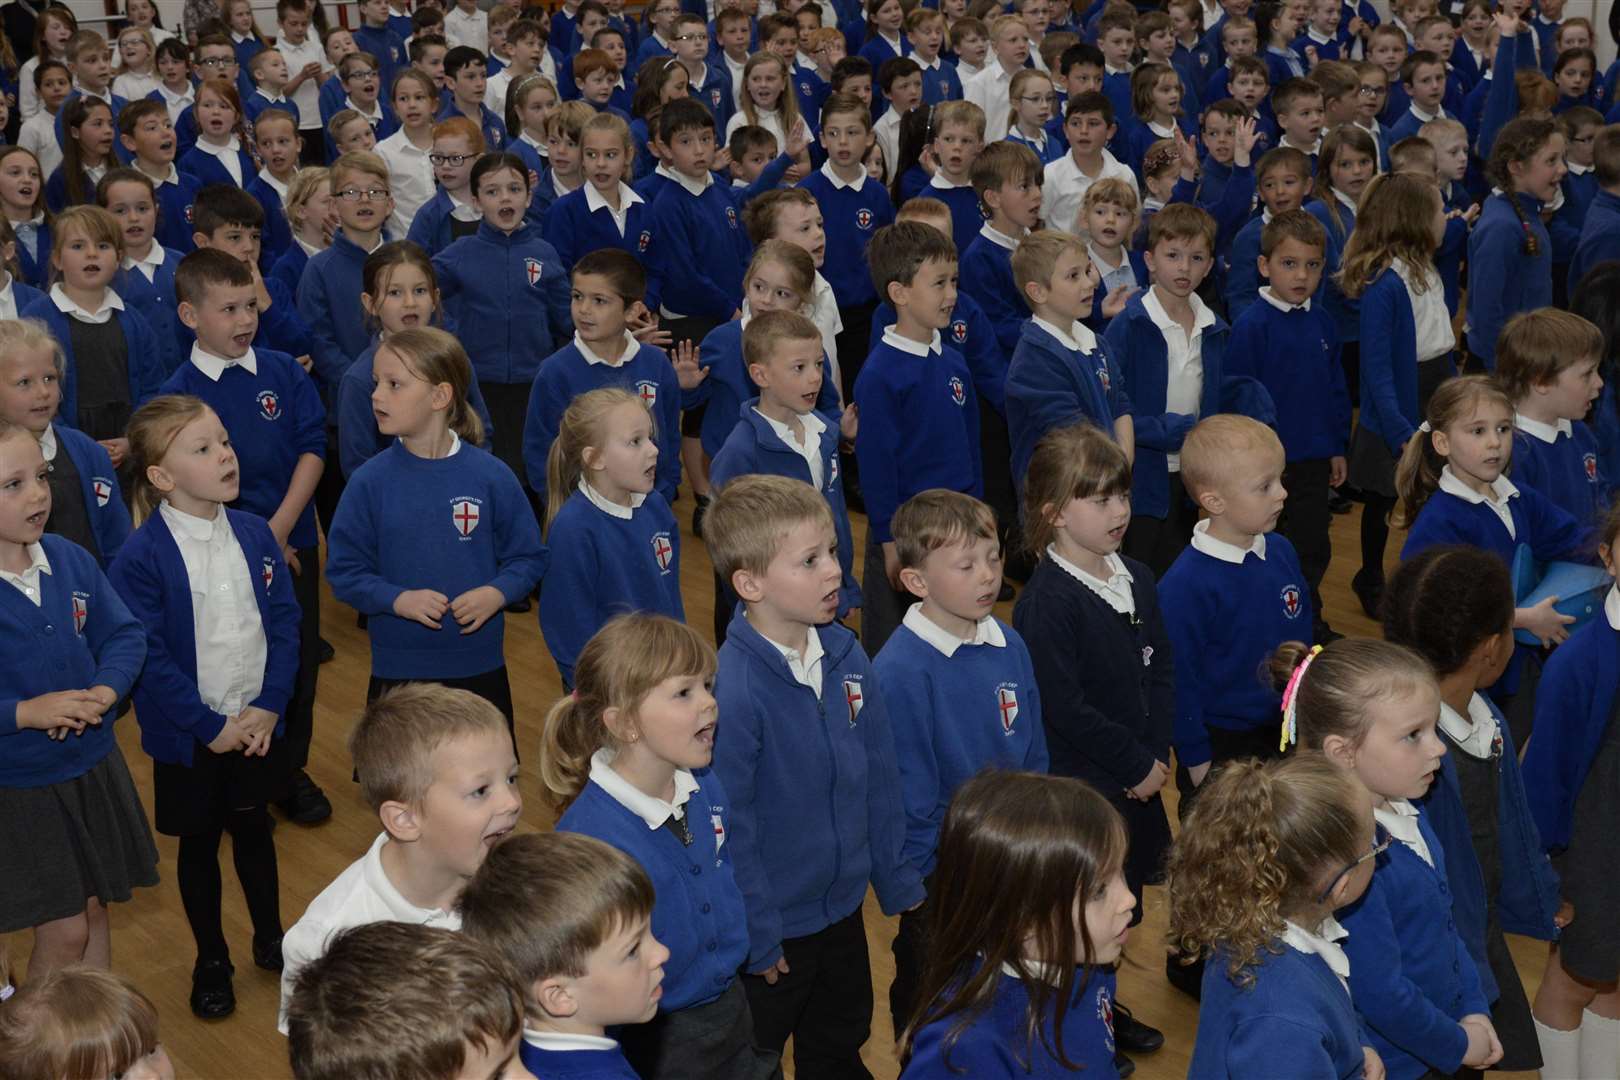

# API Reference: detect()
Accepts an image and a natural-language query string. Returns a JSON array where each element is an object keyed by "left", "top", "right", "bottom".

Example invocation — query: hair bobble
[
  {"left": 1279, "top": 644, "right": 1323, "bottom": 751},
  {"left": 1418, "top": 420, "right": 1431, "bottom": 433}
]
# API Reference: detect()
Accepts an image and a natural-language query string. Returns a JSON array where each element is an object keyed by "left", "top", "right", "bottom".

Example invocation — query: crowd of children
[{"left": 5, "top": 0, "right": 1620, "bottom": 1077}]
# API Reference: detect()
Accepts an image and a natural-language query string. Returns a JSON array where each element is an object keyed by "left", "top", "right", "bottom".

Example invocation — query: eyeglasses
[
  {"left": 1315, "top": 823, "right": 1393, "bottom": 904},
  {"left": 674, "top": 31, "right": 709, "bottom": 41},
  {"left": 336, "top": 187, "right": 391, "bottom": 201},
  {"left": 197, "top": 56, "right": 236, "bottom": 68},
  {"left": 345, "top": 68, "right": 378, "bottom": 80},
  {"left": 1017, "top": 93, "right": 1056, "bottom": 105},
  {"left": 429, "top": 152, "right": 472, "bottom": 166},
  {"left": 1357, "top": 85, "right": 1385, "bottom": 96}
]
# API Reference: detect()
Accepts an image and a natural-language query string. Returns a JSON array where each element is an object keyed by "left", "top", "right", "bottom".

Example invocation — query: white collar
[
  {"left": 575, "top": 330, "right": 638, "bottom": 367},
  {"left": 257, "top": 168, "right": 291, "bottom": 198},
  {"left": 1190, "top": 518, "right": 1266, "bottom": 563},
  {"left": 295, "top": 235, "right": 324, "bottom": 257},
  {"left": 521, "top": 1029, "right": 620, "bottom": 1052},
  {"left": 0, "top": 541, "right": 51, "bottom": 581},
  {"left": 1438, "top": 465, "right": 1518, "bottom": 507},
  {"left": 901, "top": 603, "right": 1006, "bottom": 657},
  {"left": 670, "top": 166, "right": 713, "bottom": 197},
  {"left": 1087, "top": 242, "right": 1123, "bottom": 272},
  {"left": 141, "top": 162, "right": 183, "bottom": 186},
  {"left": 189, "top": 343, "right": 257, "bottom": 379},
  {"left": 1515, "top": 412, "right": 1573, "bottom": 443},
  {"left": 196, "top": 133, "right": 242, "bottom": 157},
  {"left": 1568, "top": 160, "right": 1593, "bottom": 176},
  {"left": 1332, "top": 186, "right": 1358, "bottom": 213},
  {"left": 587, "top": 747, "right": 700, "bottom": 829},
  {"left": 344, "top": 96, "right": 383, "bottom": 121},
  {"left": 979, "top": 222, "right": 1021, "bottom": 250},
  {"left": 916, "top": 53, "right": 941, "bottom": 70},
  {"left": 1605, "top": 583, "right": 1619, "bottom": 631},
  {"left": 1278, "top": 134, "right": 1321, "bottom": 155},
  {"left": 1029, "top": 314, "right": 1097, "bottom": 353},
  {"left": 1306, "top": 27, "right": 1333, "bottom": 44},
  {"left": 578, "top": 479, "right": 645, "bottom": 519},
  {"left": 121, "top": 243, "right": 166, "bottom": 273},
  {"left": 796, "top": 50, "right": 818, "bottom": 70},
  {"left": 38, "top": 424, "right": 57, "bottom": 462},
  {"left": 1280, "top": 916, "right": 1350, "bottom": 988},
  {"left": 159, "top": 499, "right": 226, "bottom": 540},
  {"left": 880, "top": 325, "right": 943, "bottom": 356},
  {"left": 928, "top": 171, "right": 970, "bottom": 190},
  {"left": 50, "top": 283, "right": 123, "bottom": 323},
  {"left": 1259, "top": 285, "right": 1310, "bottom": 312},
  {"left": 1147, "top": 118, "right": 1175, "bottom": 138},
  {"left": 231, "top": 29, "right": 252, "bottom": 43},
  {"left": 754, "top": 404, "right": 826, "bottom": 447},
  {"left": 551, "top": 170, "right": 573, "bottom": 199},
  {"left": 818, "top": 159, "right": 867, "bottom": 190},
  {"left": 73, "top": 82, "right": 112, "bottom": 103},
  {"left": 158, "top": 82, "right": 194, "bottom": 105},
  {"left": 760, "top": 621, "right": 825, "bottom": 677},
  {"left": 1375, "top": 798, "right": 1433, "bottom": 867},
  {"left": 1046, "top": 545, "right": 1133, "bottom": 595},
  {"left": 584, "top": 180, "right": 644, "bottom": 214},
  {"left": 1141, "top": 286, "right": 1215, "bottom": 335},
  {"left": 1409, "top": 102, "right": 1443, "bottom": 123},
  {"left": 1438, "top": 693, "right": 1500, "bottom": 760},
  {"left": 254, "top": 89, "right": 288, "bottom": 103}
]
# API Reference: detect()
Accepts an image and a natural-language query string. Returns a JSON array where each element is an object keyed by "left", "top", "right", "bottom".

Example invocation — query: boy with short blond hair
[
  {"left": 905, "top": 7, "right": 960, "bottom": 104},
  {"left": 961, "top": 139, "right": 1045, "bottom": 356},
  {"left": 709, "top": 472, "right": 922, "bottom": 1078},
  {"left": 277, "top": 683, "right": 522, "bottom": 1032},
  {"left": 1498, "top": 308, "right": 1608, "bottom": 525},
  {"left": 963, "top": 13, "right": 1031, "bottom": 141}
]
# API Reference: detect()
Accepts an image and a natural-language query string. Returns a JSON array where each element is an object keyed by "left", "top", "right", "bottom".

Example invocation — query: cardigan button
[
  {"left": 690, "top": 865, "right": 701, "bottom": 876},
  {"left": 707, "top": 941, "right": 717, "bottom": 951},
  {"left": 701, "top": 903, "right": 712, "bottom": 914}
]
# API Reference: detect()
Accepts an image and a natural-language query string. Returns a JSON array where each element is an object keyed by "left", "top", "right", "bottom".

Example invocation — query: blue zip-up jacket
[
  {"left": 161, "top": 347, "right": 327, "bottom": 549},
  {"left": 1104, "top": 293, "right": 1231, "bottom": 518},
  {"left": 352, "top": 24, "right": 409, "bottom": 88},
  {"left": 798, "top": 166, "right": 895, "bottom": 307},
  {"left": 1356, "top": 268, "right": 1424, "bottom": 455},
  {"left": 20, "top": 297, "right": 165, "bottom": 434},
  {"left": 853, "top": 333, "right": 983, "bottom": 543},
  {"left": 1159, "top": 532, "right": 1312, "bottom": 768},
  {"left": 108, "top": 508, "right": 299, "bottom": 767},
  {"left": 959, "top": 228, "right": 1025, "bottom": 359},
  {"left": 113, "top": 249, "right": 185, "bottom": 375},
  {"left": 1305, "top": 195, "right": 1360, "bottom": 345},
  {"left": 876, "top": 614, "right": 1047, "bottom": 876},
  {"left": 1190, "top": 942, "right": 1369, "bottom": 1080},
  {"left": 1467, "top": 192, "right": 1551, "bottom": 369},
  {"left": 1569, "top": 188, "right": 1620, "bottom": 297},
  {"left": 0, "top": 534, "right": 144, "bottom": 787},
  {"left": 1338, "top": 807, "right": 1490, "bottom": 1080},
  {"left": 152, "top": 168, "right": 201, "bottom": 254},
  {"left": 1513, "top": 421, "right": 1606, "bottom": 527},
  {"left": 1013, "top": 553, "right": 1172, "bottom": 796},
  {"left": 522, "top": 338, "right": 683, "bottom": 505},
  {"left": 1226, "top": 291, "right": 1349, "bottom": 462},
  {"left": 709, "top": 398, "right": 862, "bottom": 616},
  {"left": 693, "top": 318, "right": 840, "bottom": 457},
  {"left": 540, "top": 183, "right": 661, "bottom": 308},
  {"left": 647, "top": 173, "right": 751, "bottom": 320},
  {"left": 1005, "top": 318, "right": 1131, "bottom": 499},
  {"left": 556, "top": 770, "right": 749, "bottom": 1010},
  {"left": 336, "top": 336, "right": 495, "bottom": 478},
  {"left": 432, "top": 220, "right": 571, "bottom": 385},
  {"left": 1521, "top": 607, "right": 1620, "bottom": 851},
  {"left": 870, "top": 293, "right": 1005, "bottom": 414},
  {"left": 713, "top": 611, "right": 924, "bottom": 969},
  {"left": 52, "top": 423, "right": 133, "bottom": 567},
  {"left": 539, "top": 488, "right": 683, "bottom": 688},
  {"left": 327, "top": 439, "right": 548, "bottom": 680},
  {"left": 296, "top": 230, "right": 377, "bottom": 389}
]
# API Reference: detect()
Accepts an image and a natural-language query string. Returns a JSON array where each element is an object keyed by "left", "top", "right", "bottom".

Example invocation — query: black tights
[
  {"left": 1359, "top": 493, "right": 1397, "bottom": 586},
  {"left": 176, "top": 805, "right": 281, "bottom": 964}
]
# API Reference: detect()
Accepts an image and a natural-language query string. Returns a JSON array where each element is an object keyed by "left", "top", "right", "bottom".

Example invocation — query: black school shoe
[
  {"left": 1350, "top": 569, "right": 1384, "bottom": 621},
  {"left": 1327, "top": 487, "right": 1354, "bottom": 515},
  {"left": 1114, "top": 1049, "right": 1136, "bottom": 1077},
  {"left": 252, "top": 935, "right": 284, "bottom": 972},
  {"left": 190, "top": 959, "right": 236, "bottom": 1019},
  {"left": 1111, "top": 1001, "right": 1164, "bottom": 1054},
  {"left": 1166, "top": 952, "right": 1204, "bottom": 1001},
  {"left": 691, "top": 493, "right": 712, "bottom": 539},
  {"left": 277, "top": 769, "right": 333, "bottom": 825}
]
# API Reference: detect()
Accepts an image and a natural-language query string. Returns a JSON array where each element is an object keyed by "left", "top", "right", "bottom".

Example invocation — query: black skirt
[
  {"left": 152, "top": 734, "right": 290, "bottom": 837},
  {"left": 1346, "top": 422, "right": 1401, "bottom": 499},
  {"left": 1554, "top": 685, "right": 1620, "bottom": 984},
  {"left": 0, "top": 747, "right": 159, "bottom": 932}
]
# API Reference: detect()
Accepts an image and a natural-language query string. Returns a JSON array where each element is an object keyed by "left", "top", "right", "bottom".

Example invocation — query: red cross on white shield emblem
[
  {"left": 1281, "top": 584, "right": 1303, "bottom": 619},
  {"left": 1585, "top": 453, "right": 1598, "bottom": 482},
  {"left": 651, "top": 532, "right": 674, "bottom": 571},
  {"left": 844, "top": 679, "right": 863, "bottom": 725},
  {"left": 997, "top": 686, "right": 1019, "bottom": 733},
  {"left": 452, "top": 499, "right": 480, "bottom": 536},
  {"left": 92, "top": 478, "right": 112, "bottom": 507},
  {"left": 72, "top": 593, "right": 87, "bottom": 634},
  {"left": 636, "top": 380, "right": 658, "bottom": 407},
  {"left": 949, "top": 376, "right": 965, "bottom": 406},
  {"left": 524, "top": 257, "right": 544, "bottom": 287},
  {"left": 261, "top": 557, "right": 274, "bottom": 591}
]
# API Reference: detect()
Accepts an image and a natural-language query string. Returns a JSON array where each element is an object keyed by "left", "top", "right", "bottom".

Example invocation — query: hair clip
[
  {"left": 0, "top": 983, "right": 12, "bottom": 1003},
  {"left": 1279, "top": 644, "right": 1324, "bottom": 751},
  {"left": 1418, "top": 420, "right": 1431, "bottom": 433}
]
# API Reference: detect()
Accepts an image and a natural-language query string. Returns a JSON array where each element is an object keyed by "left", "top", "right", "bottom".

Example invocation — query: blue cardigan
[
  {"left": 556, "top": 770, "right": 749, "bottom": 1011},
  {"left": 1356, "top": 268, "right": 1424, "bottom": 455},
  {"left": 0, "top": 534, "right": 145, "bottom": 787},
  {"left": 108, "top": 508, "right": 300, "bottom": 767},
  {"left": 20, "top": 296, "right": 166, "bottom": 435},
  {"left": 1522, "top": 610, "right": 1620, "bottom": 851},
  {"left": 1466, "top": 192, "right": 1552, "bottom": 369},
  {"left": 1004, "top": 319, "right": 1131, "bottom": 502},
  {"left": 52, "top": 423, "right": 133, "bottom": 567},
  {"left": 112, "top": 250, "right": 185, "bottom": 375},
  {"left": 712, "top": 611, "right": 923, "bottom": 969},
  {"left": 693, "top": 319, "right": 839, "bottom": 458}
]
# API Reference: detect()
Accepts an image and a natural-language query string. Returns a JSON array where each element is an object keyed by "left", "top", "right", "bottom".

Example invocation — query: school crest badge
[
  {"left": 1585, "top": 452, "right": 1598, "bottom": 482},
  {"left": 856, "top": 207, "right": 874, "bottom": 230},
  {"left": 1281, "top": 584, "right": 1304, "bottom": 619},
  {"left": 711, "top": 88, "right": 723, "bottom": 110},
  {"left": 951, "top": 319, "right": 967, "bottom": 344},
  {"left": 184, "top": 203, "right": 194, "bottom": 224},
  {"left": 725, "top": 206, "right": 738, "bottom": 228},
  {"left": 651, "top": 531, "right": 675, "bottom": 572},
  {"left": 996, "top": 684, "right": 1019, "bottom": 734},
  {"left": 257, "top": 389, "right": 280, "bottom": 420},
  {"left": 827, "top": 452, "right": 839, "bottom": 486},
  {"left": 1098, "top": 984, "right": 1116, "bottom": 1052},
  {"left": 91, "top": 477, "right": 113, "bottom": 508},
  {"left": 71, "top": 591, "right": 88, "bottom": 634},
  {"left": 711, "top": 810, "right": 726, "bottom": 852},
  {"left": 451, "top": 498, "right": 481, "bottom": 537},
  {"left": 261, "top": 557, "right": 275, "bottom": 591},
  {"left": 1096, "top": 365, "right": 1111, "bottom": 392},
  {"left": 524, "top": 257, "right": 545, "bottom": 287},
  {"left": 949, "top": 375, "right": 965, "bottom": 405},
  {"left": 635, "top": 380, "right": 658, "bottom": 407},
  {"left": 843, "top": 677, "right": 864, "bottom": 725},
  {"left": 638, "top": 229, "right": 651, "bottom": 253}
]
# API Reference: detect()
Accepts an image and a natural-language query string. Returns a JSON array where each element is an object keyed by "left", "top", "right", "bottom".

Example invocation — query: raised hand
[{"left": 672, "top": 339, "right": 707, "bottom": 389}]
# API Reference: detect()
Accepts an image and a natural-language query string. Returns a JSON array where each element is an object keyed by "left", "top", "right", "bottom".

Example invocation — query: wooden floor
[{"left": 2, "top": 489, "right": 1546, "bottom": 1080}]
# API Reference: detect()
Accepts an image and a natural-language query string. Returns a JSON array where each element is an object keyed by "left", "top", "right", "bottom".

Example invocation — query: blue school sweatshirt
[
  {"left": 1338, "top": 808, "right": 1490, "bottom": 1080},
  {"left": 959, "top": 226, "right": 1025, "bottom": 359},
  {"left": 709, "top": 399, "right": 861, "bottom": 616},
  {"left": 1159, "top": 530, "right": 1312, "bottom": 769},
  {"left": 853, "top": 330, "right": 984, "bottom": 543},
  {"left": 1006, "top": 126, "right": 1066, "bottom": 165},
  {"left": 692, "top": 319, "right": 840, "bottom": 458},
  {"left": 52, "top": 423, "right": 133, "bottom": 567},
  {"left": 521, "top": 338, "right": 683, "bottom": 505},
  {"left": 540, "top": 182, "right": 656, "bottom": 281},
  {"left": 11, "top": 221, "right": 53, "bottom": 289},
  {"left": 432, "top": 221, "right": 571, "bottom": 385},
  {"left": 108, "top": 508, "right": 299, "bottom": 767},
  {"left": 1513, "top": 419, "right": 1606, "bottom": 527},
  {"left": 868, "top": 293, "right": 1005, "bottom": 414},
  {"left": 113, "top": 249, "right": 185, "bottom": 375},
  {"left": 352, "top": 24, "right": 409, "bottom": 87},
  {"left": 161, "top": 347, "right": 325, "bottom": 542},
  {"left": 556, "top": 769, "right": 749, "bottom": 1010},
  {"left": 20, "top": 297, "right": 165, "bottom": 435},
  {"left": 1189, "top": 940, "right": 1368, "bottom": 1080},
  {"left": 689, "top": 60, "right": 736, "bottom": 133},
  {"left": 1304, "top": 195, "right": 1360, "bottom": 346},
  {"left": 296, "top": 230, "right": 378, "bottom": 389},
  {"left": 435, "top": 100, "right": 506, "bottom": 155},
  {"left": 539, "top": 487, "right": 683, "bottom": 687},
  {"left": 1005, "top": 318, "right": 1131, "bottom": 498},
  {"left": 919, "top": 58, "right": 964, "bottom": 106},
  {"left": 1103, "top": 293, "right": 1232, "bottom": 518},
  {"left": 336, "top": 337, "right": 495, "bottom": 478},
  {"left": 177, "top": 141, "right": 258, "bottom": 190},
  {"left": 798, "top": 165, "right": 895, "bottom": 307},
  {"left": 151, "top": 168, "right": 201, "bottom": 254},
  {"left": 519, "top": 1040, "right": 640, "bottom": 1078},
  {"left": 1467, "top": 192, "right": 1552, "bottom": 369},
  {"left": 647, "top": 172, "right": 751, "bottom": 321},
  {"left": 875, "top": 613, "right": 1048, "bottom": 876},
  {"left": 1569, "top": 188, "right": 1620, "bottom": 296},
  {"left": 1012, "top": 554, "right": 1173, "bottom": 796},
  {"left": 1356, "top": 268, "right": 1425, "bottom": 455},
  {"left": 1225, "top": 291, "right": 1349, "bottom": 463},
  {"left": 1521, "top": 606, "right": 1620, "bottom": 850},
  {"left": 0, "top": 534, "right": 145, "bottom": 787},
  {"left": 268, "top": 241, "right": 309, "bottom": 295},
  {"left": 903, "top": 965, "right": 1120, "bottom": 1079},
  {"left": 245, "top": 172, "right": 294, "bottom": 269},
  {"left": 712, "top": 611, "right": 923, "bottom": 968},
  {"left": 326, "top": 439, "right": 547, "bottom": 679}
]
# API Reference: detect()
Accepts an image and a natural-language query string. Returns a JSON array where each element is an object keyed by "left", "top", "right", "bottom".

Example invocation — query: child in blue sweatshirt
[
  {"left": 116, "top": 100, "right": 202, "bottom": 256},
  {"left": 1285, "top": 638, "right": 1504, "bottom": 1079},
  {"left": 522, "top": 249, "right": 691, "bottom": 509},
  {"left": 855, "top": 220, "right": 983, "bottom": 655},
  {"left": 707, "top": 474, "right": 923, "bottom": 1079},
  {"left": 1225, "top": 209, "right": 1348, "bottom": 641},
  {"left": 161, "top": 248, "right": 330, "bottom": 823},
  {"left": 1171, "top": 755, "right": 1384, "bottom": 1080},
  {"left": 1005, "top": 229, "right": 1134, "bottom": 498},
  {"left": 1305, "top": 125, "right": 1375, "bottom": 393},
  {"left": 297, "top": 150, "right": 394, "bottom": 393},
  {"left": 183, "top": 185, "right": 313, "bottom": 368},
  {"left": 878, "top": 490, "right": 1048, "bottom": 1036},
  {"left": 1569, "top": 126, "right": 1620, "bottom": 295},
  {"left": 900, "top": 771, "right": 1131, "bottom": 1080},
  {"left": 539, "top": 387, "right": 683, "bottom": 688},
  {"left": 531, "top": 617, "right": 778, "bottom": 1080},
  {"left": 959, "top": 140, "right": 1043, "bottom": 359},
  {"left": 326, "top": 327, "right": 546, "bottom": 733},
  {"left": 100, "top": 168, "right": 185, "bottom": 377},
  {"left": 0, "top": 319, "right": 131, "bottom": 567},
  {"left": 1225, "top": 146, "right": 1312, "bottom": 321},
  {"left": 1160, "top": 415, "right": 1312, "bottom": 797},
  {"left": 1497, "top": 310, "right": 1608, "bottom": 527},
  {"left": 541, "top": 110, "right": 656, "bottom": 282},
  {"left": 110, "top": 393, "right": 301, "bottom": 1019}
]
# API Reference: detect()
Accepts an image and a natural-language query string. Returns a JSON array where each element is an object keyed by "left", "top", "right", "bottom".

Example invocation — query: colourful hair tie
[{"left": 1279, "top": 644, "right": 1324, "bottom": 751}]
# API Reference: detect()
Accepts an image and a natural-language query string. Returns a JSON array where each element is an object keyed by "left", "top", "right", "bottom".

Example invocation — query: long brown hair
[
  {"left": 1486, "top": 116, "right": 1560, "bottom": 257},
  {"left": 375, "top": 327, "right": 485, "bottom": 448},
  {"left": 1336, "top": 172, "right": 1440, "bottom": 299},
  {"left": 1392, "top": 374, "right": 1513, "bottom": 527},
  {"left": 899, "top": 771, "right": 1127, "bottom": 1072},
  {"left": 1312, "top": 124, "right": 1376, "bottom": 239},
  {"left": 126, "top": 394, "right": 211, "bottom": 524},
  {"left": 60, "top": 97, "right": 115, "bottom": 207}
]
